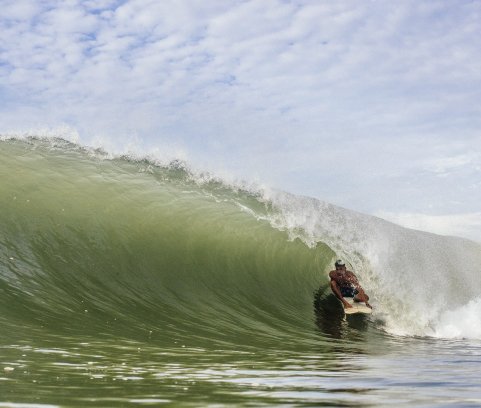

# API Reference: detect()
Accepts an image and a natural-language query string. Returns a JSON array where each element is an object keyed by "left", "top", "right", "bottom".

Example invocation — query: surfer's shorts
[{"left": 340, "top": 287, "right": 358, "bottom": 298}]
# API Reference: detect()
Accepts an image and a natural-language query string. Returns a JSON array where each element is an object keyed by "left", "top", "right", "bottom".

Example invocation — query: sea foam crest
[{"left": 433, "top": 297, "right": 481, "bottom": 339}]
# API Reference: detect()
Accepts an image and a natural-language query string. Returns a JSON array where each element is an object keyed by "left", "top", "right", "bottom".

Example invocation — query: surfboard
[{"left": 343, "top": 297, "right": 372, "bottom": 315}]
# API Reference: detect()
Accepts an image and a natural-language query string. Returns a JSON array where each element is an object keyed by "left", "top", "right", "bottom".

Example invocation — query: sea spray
[{"left": 263, "top": 189, "right": 481, "bottom": 338}]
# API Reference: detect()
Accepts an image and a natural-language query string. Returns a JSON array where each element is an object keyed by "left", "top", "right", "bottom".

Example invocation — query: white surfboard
[{"left": 343, "top": 297, "right": 372, "bottom": 315}]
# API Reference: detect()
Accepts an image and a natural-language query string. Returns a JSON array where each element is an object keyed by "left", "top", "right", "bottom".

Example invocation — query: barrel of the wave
[{"left": 0, "top": 137, "right": 338, "bottom": 345}]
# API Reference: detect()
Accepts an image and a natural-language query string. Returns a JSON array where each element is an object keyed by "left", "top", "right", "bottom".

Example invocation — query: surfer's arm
[{"left": 329, "top": 278, "right": 352, "bottom": 308}]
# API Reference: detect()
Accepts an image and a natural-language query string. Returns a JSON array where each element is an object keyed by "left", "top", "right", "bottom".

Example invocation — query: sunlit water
[{"left": 2, "top": 323, "right": 481, "bottom": 407}]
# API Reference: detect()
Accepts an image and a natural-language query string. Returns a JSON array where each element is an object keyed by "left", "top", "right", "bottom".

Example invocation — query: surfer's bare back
[{"left": 329, "top": 260, "right": 372, "bottom": 309}]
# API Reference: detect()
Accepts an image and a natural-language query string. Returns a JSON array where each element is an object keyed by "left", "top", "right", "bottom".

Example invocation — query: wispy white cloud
[
  {"left": 423, "top": 153, "right": 480, "bottom": 175},
  {"left": 376, "top": 211, "right": 481, "bottom": 243}
]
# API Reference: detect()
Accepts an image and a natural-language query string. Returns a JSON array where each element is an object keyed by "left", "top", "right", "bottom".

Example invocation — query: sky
[{"left": 1, "top": 0, "right": 480, "bottom": 242}]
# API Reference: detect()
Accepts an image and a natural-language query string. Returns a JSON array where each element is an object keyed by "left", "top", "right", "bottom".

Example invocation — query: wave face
[
  {"left": 0, "top": 137, "right": 335, "bottom": 349},
  {"left": 1, "top": 137, "right": 481, "bottom": 344}
]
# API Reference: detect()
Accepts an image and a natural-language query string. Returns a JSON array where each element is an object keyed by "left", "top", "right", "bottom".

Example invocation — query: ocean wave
[{"left": 1, "top": 137, "right": 480, "bottom": 341}]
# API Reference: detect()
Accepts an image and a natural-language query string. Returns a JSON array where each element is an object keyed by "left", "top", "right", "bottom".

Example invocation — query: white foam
[
  {"left": 0, "top": 124, "right": 79, "bottom": 143},
  {"left": 432, "top": 298, "right": 481, "bottom": 339}
]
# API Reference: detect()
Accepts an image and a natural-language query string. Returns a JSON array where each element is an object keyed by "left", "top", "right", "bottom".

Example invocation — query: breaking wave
[{"left": 1, "top": 137, "right": 480, "bottom": 342}]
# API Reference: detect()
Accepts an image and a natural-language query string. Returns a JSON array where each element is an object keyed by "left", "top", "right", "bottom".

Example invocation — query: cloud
[
  {"left": 2, "top": 1, "right": 480, "bottom": 130},
  {"left": 423, "top": 153, "right": 480, "bottom": 175},
  {"left": 2, "top": 0, "right": 41, "bottom": 21},
  {"left": 376, "top": 211, "right": 481, "bottom": 243}
]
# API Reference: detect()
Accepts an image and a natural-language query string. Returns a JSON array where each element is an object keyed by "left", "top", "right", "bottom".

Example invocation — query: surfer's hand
[{"left": 343, "top": 302, "right": 352, "bottom": 308}]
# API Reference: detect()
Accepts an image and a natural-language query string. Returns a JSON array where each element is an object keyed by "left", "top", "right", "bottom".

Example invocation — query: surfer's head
[{"left": 334, "top": 259, "right": 345, "bottom": 270}]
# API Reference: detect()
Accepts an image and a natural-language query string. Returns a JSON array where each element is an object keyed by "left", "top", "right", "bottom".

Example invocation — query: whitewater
[{"left": 1, "top": 136, "right": 481, "bottom": 407}]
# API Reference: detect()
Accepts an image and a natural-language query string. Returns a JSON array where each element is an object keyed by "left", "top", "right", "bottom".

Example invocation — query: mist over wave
[{"left": 1, "top": 136, "right": 481, "bottom": 341}]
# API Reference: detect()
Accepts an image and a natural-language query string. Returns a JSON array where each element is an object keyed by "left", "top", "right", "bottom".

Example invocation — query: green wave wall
[{"left": 0, "top": 138, "right": 335, "bottom": 347}]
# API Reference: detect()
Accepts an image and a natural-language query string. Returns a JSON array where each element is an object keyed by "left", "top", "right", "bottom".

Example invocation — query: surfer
[{"left": 329, "top": 260, "right": 372, "bottom": 309}]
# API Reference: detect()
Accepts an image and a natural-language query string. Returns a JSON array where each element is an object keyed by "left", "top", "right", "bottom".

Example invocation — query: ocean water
[{"left": 1, "top": 137, "right": 481, "bottom": 407}]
